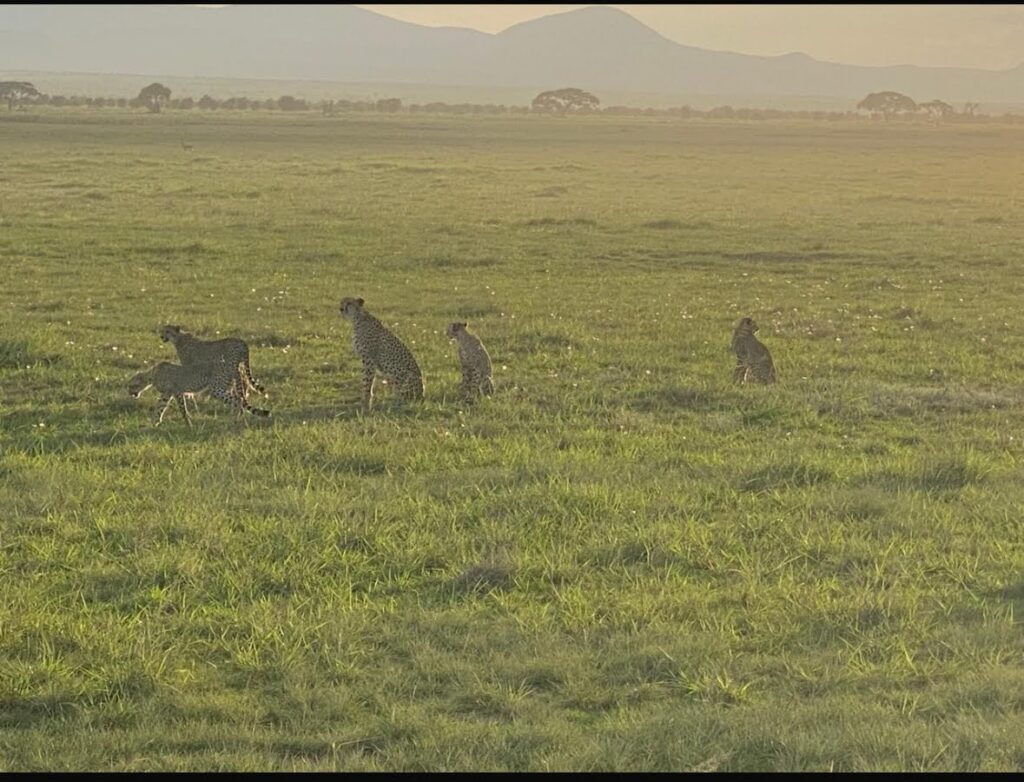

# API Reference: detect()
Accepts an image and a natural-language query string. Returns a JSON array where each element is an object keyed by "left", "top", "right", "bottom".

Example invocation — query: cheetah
[
  {"left": 446, "top": 322, "right": 494, "bottom": 398},
  {"left": 159, "top": 324, "right": 266, "bottom": 400},
  {"left": 731, "top": 317, "right": 777, "bottom": 384},
  {"left": 339, "top": 297, "right": 424, "bottom": 411},
  {"left": 128, "top": 361, "right": 270, "bottom": 426}
]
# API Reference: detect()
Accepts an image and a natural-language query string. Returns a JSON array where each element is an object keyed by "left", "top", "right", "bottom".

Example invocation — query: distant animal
[
  {"left": 446, "top": 321, "right": 494, "bottom": 398},
  {"left": 731, "top": 317, "right": 777, "bottom": 384},
  {"left": 181, "top": 140, "right": 194, "bottom": 152},
  {"left": 128, "top": 361, "right": 270, "bottom": 426},
  {"left": 159, "top": 324, "right": 266, "bottom": 401},
  {"left": 339, "top": 297, "right": 424, "bottom": 411}
]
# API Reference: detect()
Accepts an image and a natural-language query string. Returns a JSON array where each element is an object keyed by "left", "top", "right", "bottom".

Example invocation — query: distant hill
[{"left": 2, "top": 4, "right": 1022, "bottom": 106}]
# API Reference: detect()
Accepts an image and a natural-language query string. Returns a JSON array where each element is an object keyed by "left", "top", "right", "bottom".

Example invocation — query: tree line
[
  {"left": 854, "top": 91, "right": 983, "bottom": 120},
  {"left": 2, "top": 81, "right": 1019, "bottom": 123}
]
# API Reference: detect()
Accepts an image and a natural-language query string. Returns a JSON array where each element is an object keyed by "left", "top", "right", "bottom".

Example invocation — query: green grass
[{"left": 1, "top": 109, "right": 1024, "bottom": 771}]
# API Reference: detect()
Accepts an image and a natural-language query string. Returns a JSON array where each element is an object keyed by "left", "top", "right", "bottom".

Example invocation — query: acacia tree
[
  {"left": 0, "top": 81, "right": 40, "bottom": 111},
  {"left": 856, "top": 91, "right": 917, "bottom": 120},
  {"left": 919, "top": 99, "right": 954, "bottom": 120},
  {"left": 137, "top": 82, "right": 171, "bottom": 113},
  {"left": 531, "top": 88, "right": 600, "bottom": 116}
]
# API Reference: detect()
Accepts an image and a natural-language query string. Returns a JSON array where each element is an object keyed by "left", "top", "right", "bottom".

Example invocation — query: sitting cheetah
[
  {"left": 339, "top": 297, "right": 424, "bottom": 411},
  {"left": 128, "top": 361, "right": 270, "bottom": 426},
  {"left": 446, "top": 322, "right": 494, "bottom": 398},
  {"left": 159, "top": 324, "right": 266, "bottom": 400},
  {"left": 731, "top": 317, "right": 777, "bottom": 384}
]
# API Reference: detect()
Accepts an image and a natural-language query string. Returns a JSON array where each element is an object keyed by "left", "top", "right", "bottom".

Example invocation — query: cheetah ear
[{"left": 356, "top": 298, "right": 364, "bottom": 307}]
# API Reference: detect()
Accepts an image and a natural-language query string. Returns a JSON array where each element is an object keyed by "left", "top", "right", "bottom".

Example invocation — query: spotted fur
[
  {"left": 446, "top": 321, "right": 494, "bottom": 398},
  {"left": 731, "top": 317, "right": 777, "bottom": 384},
  {"left": 128, "top": 361, "right": 270, "bottom": 426},
  {"left": 339, "top": 297, "right": 424, "bottom": 411},
  {"left": 160, "top": 324, "right": 265, "bottom": 399}
]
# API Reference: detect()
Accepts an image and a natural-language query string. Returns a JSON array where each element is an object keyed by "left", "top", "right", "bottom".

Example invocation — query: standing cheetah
[
  {"left": 446, "top": 321, "right": 494, "bottom": 398},
  {"left": 128, "top": 361, "right": 270, "bottom": 426},
  {"left": 731, "top": 317, "right": 777, "bottom": 384},
  {"left": 160, "top": 324, "right": 266, "bottom": 400},
  {"left": 339, "top": 297, "right": 424, "bottom": 411}
]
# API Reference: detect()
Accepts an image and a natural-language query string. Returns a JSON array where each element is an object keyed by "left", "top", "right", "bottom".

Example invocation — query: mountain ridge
[{"left": 1, "top": 4, "right": 1020, "bottom": 104}]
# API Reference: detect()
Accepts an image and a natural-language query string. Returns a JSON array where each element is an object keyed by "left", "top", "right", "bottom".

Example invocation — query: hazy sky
[{"left": 358, "top": 4, "right": 1024, "bottom": 71}]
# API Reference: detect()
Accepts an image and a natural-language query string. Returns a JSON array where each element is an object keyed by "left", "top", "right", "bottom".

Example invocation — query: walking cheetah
[
  {"left": 128, "top": 361, "right": 270, "bottom": 426},
  {"left": 446, "top": 321, "right": 494, "bottom": 398},
  {"left": 339, "top": 297, "right": 424, "bottom": 411},
  {"left": 731, "top": 317, "right": 777, "bottom": 384},
  {"left": 159, "top": 324, "right": 266, "bottom": 400}
]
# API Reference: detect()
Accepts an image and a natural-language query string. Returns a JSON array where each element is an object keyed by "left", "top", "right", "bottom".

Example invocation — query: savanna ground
[{"left": 1, "top": 108, "right": 1023, "bottom": 771}]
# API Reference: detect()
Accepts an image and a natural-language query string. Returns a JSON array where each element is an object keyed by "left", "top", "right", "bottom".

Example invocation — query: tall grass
[{"left": 1, "top": 110, "right": 1023, "bottom": 771}]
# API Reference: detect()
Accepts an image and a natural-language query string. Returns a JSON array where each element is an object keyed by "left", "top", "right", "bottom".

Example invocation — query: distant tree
[
  {"left": 277, "top": 95, "right": 307, "bottom": 111},
  {"left": 198, "top": 94, "right": 219, "bottom": 110},
  {"left": 531, "top": 88, "right": 600, "bottom": 116},
  {"left": 962, "top": 101, "right": 980, "bottom": 117},
  {"left": 856, "top": 91, "right": 917, "bottom": 119},
  {"left": 375, "top": 97, "right": 401, "bottom": 113},
  {"left": 0, "top": 80, "right": 40, "bottom": 111},
  {"left": 137, "top": 82, "right": 171, "bottom": 113},
  {"left": 221, "top": 96, "right": 251, "bottom": 110},
  {"left": 919, "top": 99, "right": 954, "bottom": 120}
]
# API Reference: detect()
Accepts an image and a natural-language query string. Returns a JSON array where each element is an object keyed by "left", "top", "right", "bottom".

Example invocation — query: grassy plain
[{"left": 1, "top": 109, "right": 1023, "bottom": 771}]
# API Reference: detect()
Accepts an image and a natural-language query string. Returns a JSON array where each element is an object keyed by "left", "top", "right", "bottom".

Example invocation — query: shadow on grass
[
  {"left": 738, "top": 462, "right": 833, "bottom": 493},
  {"left": 869, "top": 385, "right": 1018, "bottom": 417},
  {"left": 994, "top": 581, "right": 1024, "bottom": 624},
  {"left": 0, "top": 339, "right": 62, "bottom": 370},
  {"left": 299, "top": 452, "right": 391, "bottom": 477},
  {"left": 0, "top": 399, "right": 273, "bottom": 456},
  {"left": 0, "top": 696, "right": 78, "bottom": 728},
  {"left": 861, "top": 455, "right": 986, "bottom": 495},
  {"left": 584, "top": 540, "right": 679, "bottom": 569},
  {"left": 630, "top": 386, "right": 719, "bottom": 413}
]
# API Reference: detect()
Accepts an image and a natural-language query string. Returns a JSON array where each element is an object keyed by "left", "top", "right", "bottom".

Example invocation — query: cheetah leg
[
  {"left": 211, "top": 386, "right": 270, "bottom": 418},
  {"left": 176, "top": 395, "right": 193, "bottom": 427},
  {"left": 241, "top": 357, "right": 266, "bottom": 396},
  {"left": 227, "top": 381, "right": 269, "bottom": 418},
  {"left": 229, "top": 382, "right": 268, "bottom": 417},
  {"left": 228, "top": 365, "right": 249, "bottom": 402},
  {"left": 404, "top": 373, "right": 424, "bottom": 401},
  {"left": 156, "top": 396, "right": 175, "bottom": 426},
  {"left": 732, "top": 362, "right": 747, "bottom": 384},
  {"left": 361, "top": 362, "right": 376, "bottom": 412},
  {"left": 481, "top": 376, "right": 494, "bottom": 396}
]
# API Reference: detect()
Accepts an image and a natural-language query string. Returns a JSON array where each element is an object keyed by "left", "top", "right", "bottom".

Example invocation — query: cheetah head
[
  {"left": 127, "top": 371, "right": 152, "bottom": 398},
  {"left": 160, "top": 324, "right": 184, "bottom": 343},
  {"left": 339, "top": 297, "right": 365, "bottom": 319},
  {"left": 446, "top": 322, "right": 467, "bottom": 340},
  {"left": 737, "top": 317, "right": 758, "bottom": 334}
]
